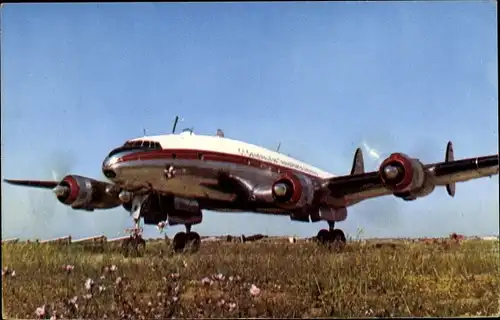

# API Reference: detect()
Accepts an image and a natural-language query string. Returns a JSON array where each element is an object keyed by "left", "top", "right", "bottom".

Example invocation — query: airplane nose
[{"left": 102, "top": 156, "right": 118, "bottom": 179}]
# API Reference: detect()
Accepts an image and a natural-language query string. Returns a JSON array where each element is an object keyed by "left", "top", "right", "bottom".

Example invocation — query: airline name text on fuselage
[{"left": 237, "top": 148, "right": 317, "bottom": 175}]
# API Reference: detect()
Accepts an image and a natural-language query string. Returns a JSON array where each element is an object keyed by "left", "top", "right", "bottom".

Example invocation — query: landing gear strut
[
  {"left": 172, "top": 224, "right": 201, "bottom": 253},
  {"left": 316, "top": 221, "right": 346, "bottom": 248},
  {"left": 122, "top": 219, "right": 146, "bottom": 257}
]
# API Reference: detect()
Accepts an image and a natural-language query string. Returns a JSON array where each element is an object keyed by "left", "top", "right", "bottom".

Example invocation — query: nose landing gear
[{"left": 122, "top": 219, "right": 146, "bottom": 257}]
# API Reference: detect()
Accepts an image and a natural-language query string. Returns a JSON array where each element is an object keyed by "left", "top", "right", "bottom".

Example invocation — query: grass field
[{"left": 2, "top": 238, "right": 499, "bottom": 319}]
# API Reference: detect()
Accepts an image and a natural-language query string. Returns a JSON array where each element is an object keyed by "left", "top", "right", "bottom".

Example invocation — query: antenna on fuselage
[
  {"left": 172, "top": 116, "right": 180, "bottom": 134},
  {"left": 143, "top": 128, "right": 147, "bottom": 136},
  {"left": 276, "top": 142, "right": 282, "bottom": 153}
]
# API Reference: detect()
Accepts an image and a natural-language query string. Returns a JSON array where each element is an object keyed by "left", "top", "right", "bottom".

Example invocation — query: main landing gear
[
  {"left": 172, "top": 224, "right": 201, "bottom": 253},
  {"left": 316, "top": 221, "right": 347, "bottom": 248}
]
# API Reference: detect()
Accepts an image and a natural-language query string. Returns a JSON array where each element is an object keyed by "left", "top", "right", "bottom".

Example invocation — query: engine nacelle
[
  {"left": 271, "top": 173, "right": 315, "bottom": 209},
  {"left": 55, "top": 175, "right": 122, "bottom": 210},
  {"left": 379, "top": 153, "right": 436, "bottom": 200}
]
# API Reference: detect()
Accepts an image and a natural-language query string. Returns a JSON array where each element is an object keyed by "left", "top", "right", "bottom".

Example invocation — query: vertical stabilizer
[
  {"left": 350, "top": 148, "right": 365, "bottom": 175},
  {"left": 445, "top": 141, "right": 456, "bottom": 197}
]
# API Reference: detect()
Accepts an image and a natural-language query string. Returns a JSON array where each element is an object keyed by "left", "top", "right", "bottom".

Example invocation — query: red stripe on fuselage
[{"left": 117, "top": 149, "right": 323, "bottom": 180}]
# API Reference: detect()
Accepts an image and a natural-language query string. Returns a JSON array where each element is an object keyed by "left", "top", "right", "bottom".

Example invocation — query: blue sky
[{"left": 1, "top": 2, "right": 498, "bottom": 241}]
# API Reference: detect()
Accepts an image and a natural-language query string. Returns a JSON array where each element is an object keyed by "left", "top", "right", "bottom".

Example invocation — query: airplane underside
[{"left": 113, "top": 159, "right": 349, "bottom": 253}]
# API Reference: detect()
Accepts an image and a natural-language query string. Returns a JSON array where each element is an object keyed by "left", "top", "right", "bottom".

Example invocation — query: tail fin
[
  {"left": 445, "top": 141, "right": 456, "bottom": 197},
  {"left": 350, "top": 148, "right": 365, "bottom": 175}
]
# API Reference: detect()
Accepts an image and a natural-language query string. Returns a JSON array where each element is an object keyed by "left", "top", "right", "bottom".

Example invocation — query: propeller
[
  {"left": 359, "top": 135, "right": 440, "bottom": 170},
  {"left": 26, "top": 150, "right": 77, "bottom": 239},
  {"left": 351, "top": 133, "right": 441, "bottom": 229}
]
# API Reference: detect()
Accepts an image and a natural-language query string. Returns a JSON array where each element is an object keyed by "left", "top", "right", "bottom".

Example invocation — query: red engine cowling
[
  {"left": 55, "top": 175, "right": 123, "bottom": 210},
  {"left": 379, "top": 153, "right": 435, "bottom": 199},
  {"left": 271, "top": 173, "right": 315, "bottom": 209}
]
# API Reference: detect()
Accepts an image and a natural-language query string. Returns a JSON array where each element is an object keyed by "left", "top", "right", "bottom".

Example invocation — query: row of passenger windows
[{"left": 111, "top": 142, "right": 282, "bottom": 173}]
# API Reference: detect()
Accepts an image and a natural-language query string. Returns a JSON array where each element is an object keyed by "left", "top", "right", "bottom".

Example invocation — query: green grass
[{"left": 2, "top": 238, "right": 499, "bottom": 319}]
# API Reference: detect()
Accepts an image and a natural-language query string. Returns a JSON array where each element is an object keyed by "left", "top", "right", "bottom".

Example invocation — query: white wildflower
[
  {"left": 201, "top": 277, "right": 213, "bottom": 286},
  {"left": 249, "top": 284, "right": 261, "bottom": 297},
  {"left": 110, "top": 265, "right": 117, "bottom": 272},
  {"left": 63, "top": 265, "right": 74, "bottom": 273},
  {"left": 115, "top": 277, "right": 122, "bottom": 285},
  {"left": 84, "top": 278, "right": 94, "bottom": 290},
  {"left": 35, "top": 305, "right": 45, "bottom": 318},
  {"left": 99, "top": 285, "right": 106, "bottom": 293},
  {"left": 214, "top": 273, "right": 225, "bottom": 281},
  {"left": 83, "top": 293, "right": 92, "bottom": 300},
  {"left": 69, "top": 296, "right": 79, "bottom": 310},
  {"left": 170, "top": 273, "right": 180, "bottom": 279},
  {"left": 217, "top": 299, "right": 226, "bottom": 307}
]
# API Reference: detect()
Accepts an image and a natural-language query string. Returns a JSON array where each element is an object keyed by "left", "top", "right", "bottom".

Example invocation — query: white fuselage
[
  {"left": 129, "top": 131, "right": 335, "bottom": 179},
  {"left": 101, "top": 131, "right": 337, "bottom": 213}
]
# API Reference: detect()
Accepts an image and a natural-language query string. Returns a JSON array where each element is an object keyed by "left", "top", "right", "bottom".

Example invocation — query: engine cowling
[
  {"left": 379, "top": 153, "right": 436, "bottom": 200},
  {"left": 55, "top": 175, "right": 123, "bottom": 210},
  {"left": 271, "top": 173, "right": 315, "bottom": 209}
]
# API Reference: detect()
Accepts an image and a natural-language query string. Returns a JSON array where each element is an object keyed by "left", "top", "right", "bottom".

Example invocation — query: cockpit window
[
  {"left": 107, "top": 140, "right": 162, "bottom": 158},
  {"left": 123, "top": 140, "right": 162, "bottom": 149}
]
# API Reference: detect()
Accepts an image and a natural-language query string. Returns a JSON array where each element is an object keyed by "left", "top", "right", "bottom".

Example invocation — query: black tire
[
  {"left": 316, "top": 229, "right": 332, "bottom": 244},
  {"left": 173, "top": 232, "right": 187, "bottom": 253},
  {"left": 186, "top": 232, "right": 201, "bottom": 253},
  {"left": 122, "top": 238, "right": 131, "bottom": 258},
  {"left": 134, "top": 238, "right": 146, "bottom": 257},
  {"left": 330, "top": 229, "right": 347, "bottom": 251},
  {"left": 331, "top": 229, "right": 346, "bottom": 243}
]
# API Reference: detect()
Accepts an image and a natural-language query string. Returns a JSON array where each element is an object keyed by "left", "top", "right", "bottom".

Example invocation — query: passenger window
[{"left": 198, "top": 153, "right": 204, "bottom": 160}]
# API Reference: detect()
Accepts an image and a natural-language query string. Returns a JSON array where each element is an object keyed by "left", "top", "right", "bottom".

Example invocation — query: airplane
[{"left": 3, "top": 119, "right": 499, "bottom": 253}]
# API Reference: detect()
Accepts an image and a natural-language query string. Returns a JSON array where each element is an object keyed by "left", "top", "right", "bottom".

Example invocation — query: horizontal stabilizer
[
  {"left": 3, "top": 179, "right": 59, "bottom": 189},
  {"left": 350, "top": 147, "right": 365, "bottom": 175}
]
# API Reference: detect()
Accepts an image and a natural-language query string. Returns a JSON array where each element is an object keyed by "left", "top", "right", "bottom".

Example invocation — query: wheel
[
  {"left": 331, "top": 229, "right": 346, "bottom": 243},
  {"left": 330, "top": 229, "right": 346, "bottom": 250},
  {"left": 185, "top": 232, "right": 201, "bottom": 253},
  {"left": 316, "top": 229, "right": 332, "bottom": 244},
  {"left": 133, "top": 237, "right": 146, "bottom": 257},
  {"left": 173, "top": 232, "right": 187, "bottom": 253},
  {"left": 121, "top": 238, "right": 131, "bottom": 258}
]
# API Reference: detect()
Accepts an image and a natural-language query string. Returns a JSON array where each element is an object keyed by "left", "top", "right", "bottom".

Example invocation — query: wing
[
  {"left": 323, "top": 141, "right": 498, "bottom": 205},
  {"left": 3, "top": 179, "right": 59, "bottom": 189},
  {"left": 3, "top": 175, "right": 123, "bottom": 210}
]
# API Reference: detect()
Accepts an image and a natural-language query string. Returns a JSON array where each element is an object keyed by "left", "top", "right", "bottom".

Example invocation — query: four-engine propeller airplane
[{"left": 4, "top": 119, "right": 499, "bottom": 253}]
